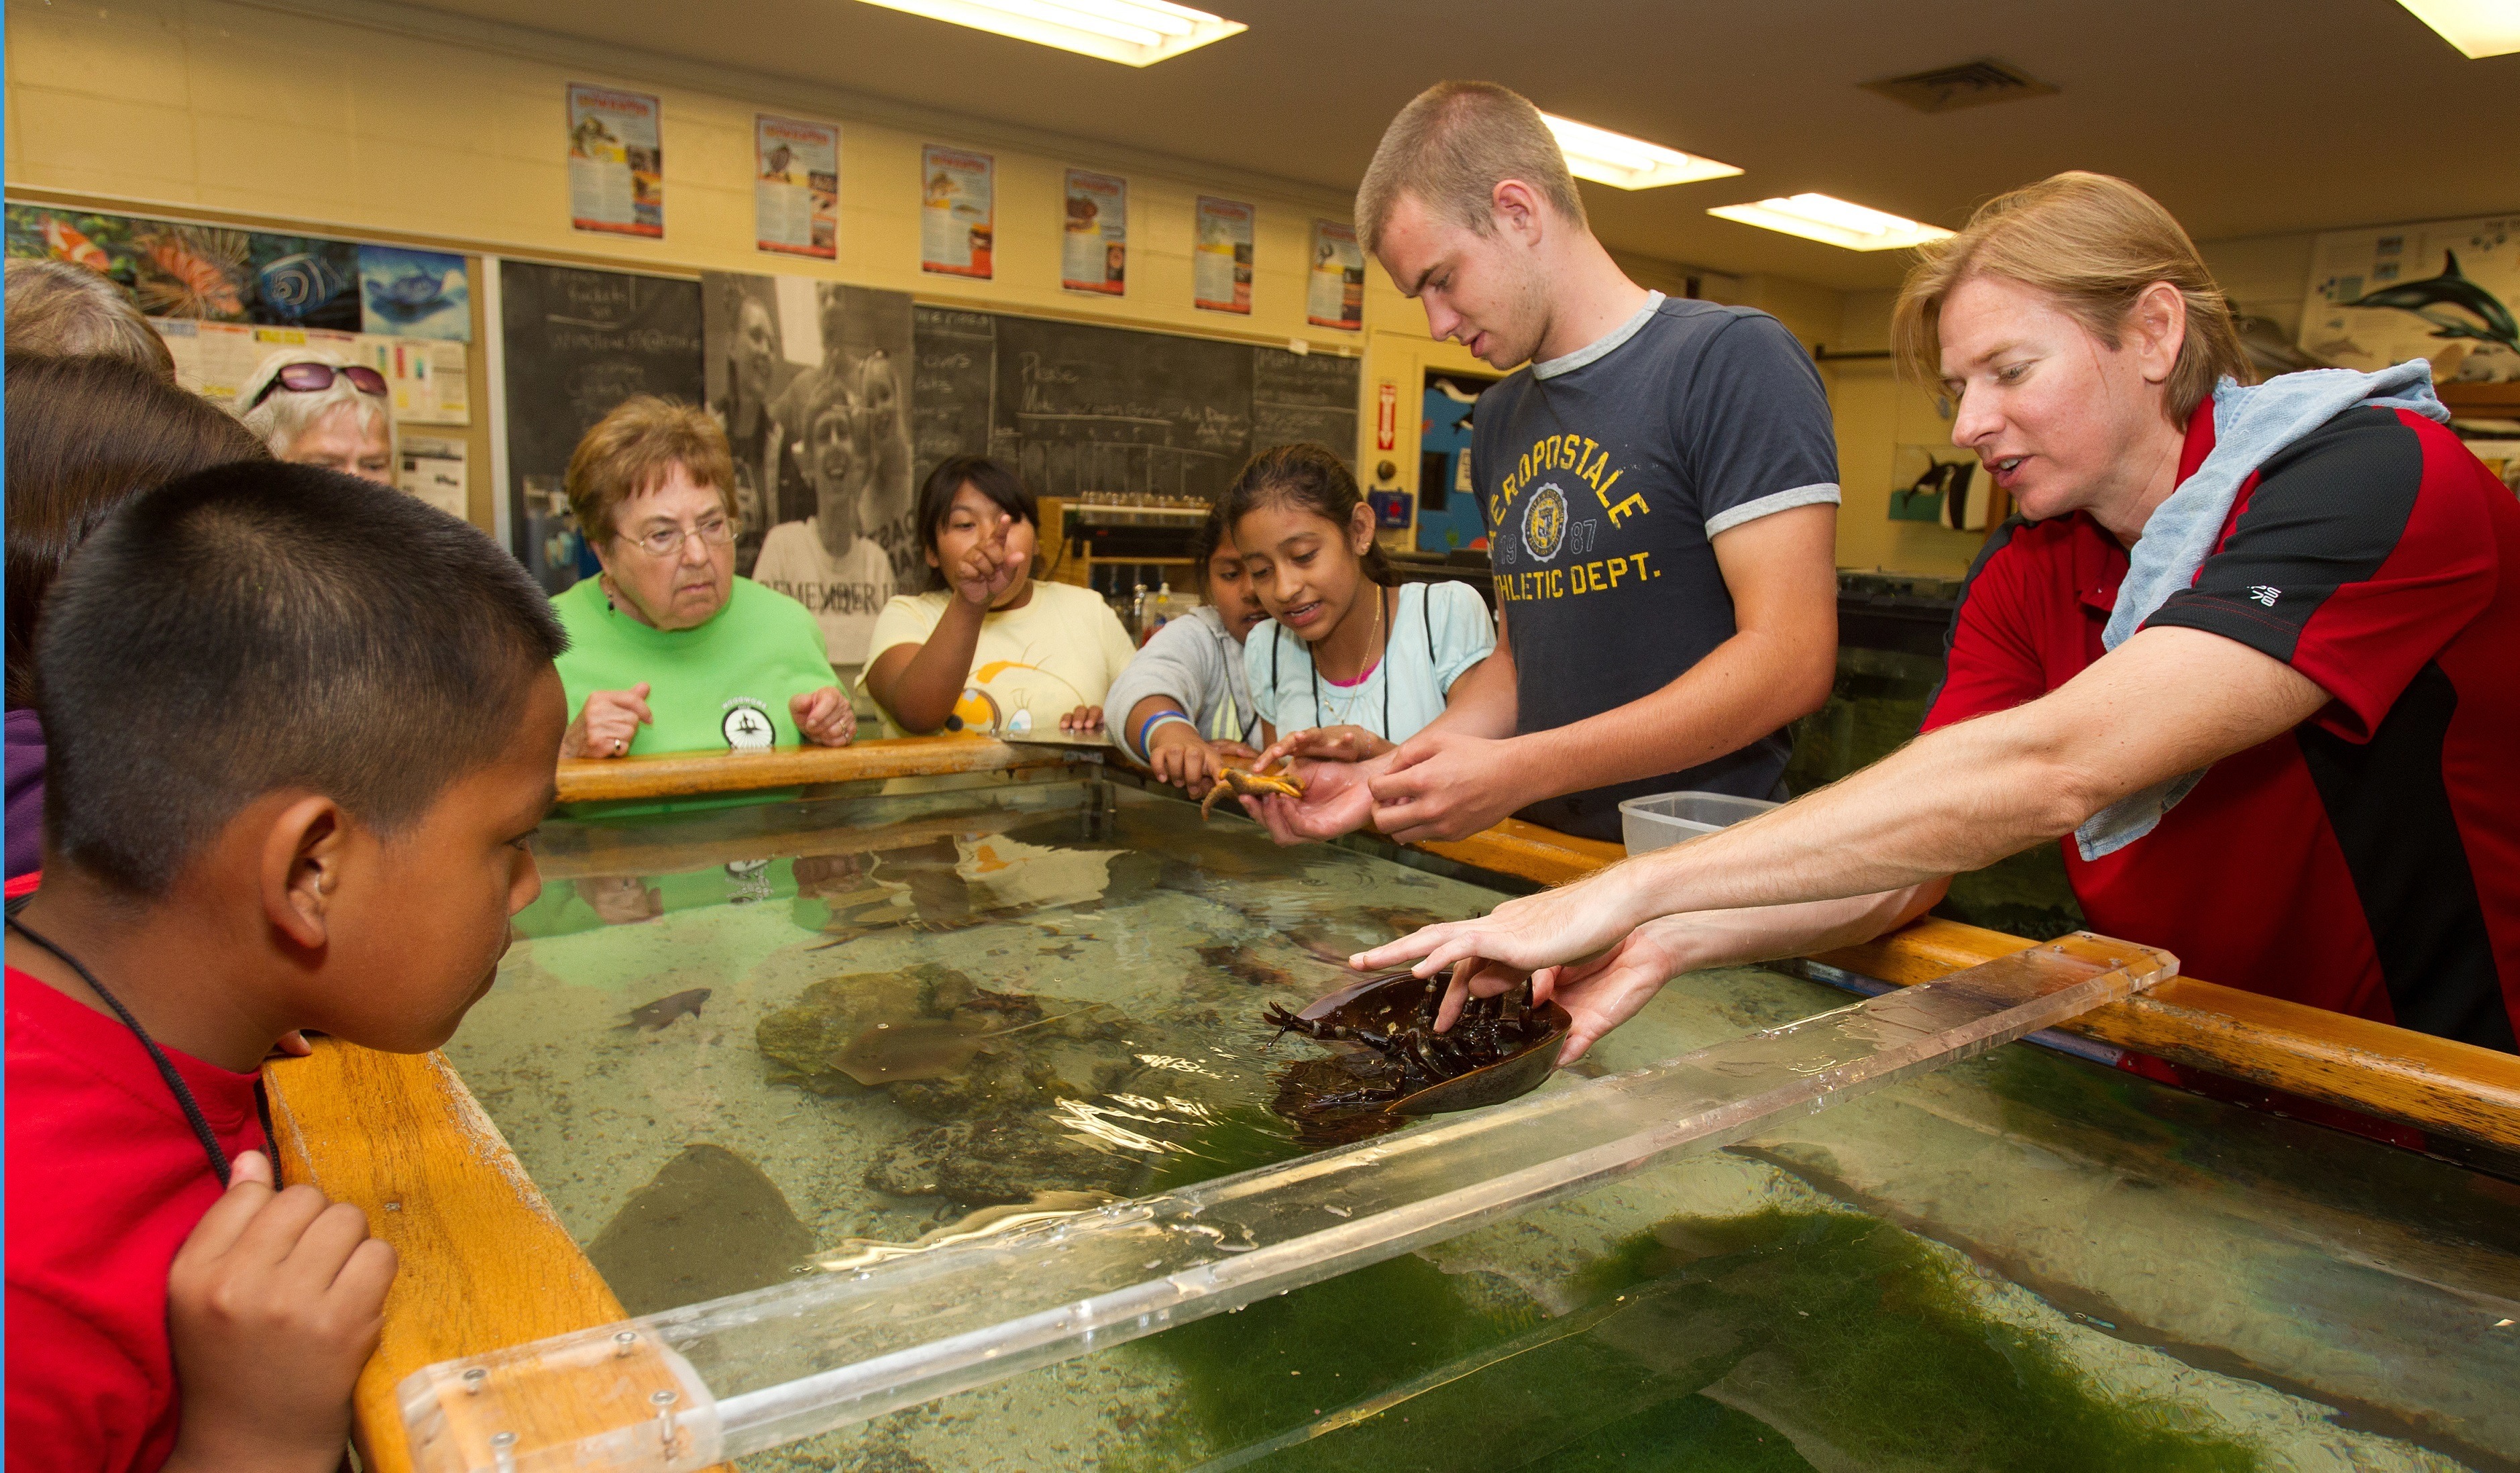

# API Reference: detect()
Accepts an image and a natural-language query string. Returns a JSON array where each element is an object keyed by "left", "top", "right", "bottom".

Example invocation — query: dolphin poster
[{"left": 2300, "top": 215, "right": 2519, "bottom": 386}]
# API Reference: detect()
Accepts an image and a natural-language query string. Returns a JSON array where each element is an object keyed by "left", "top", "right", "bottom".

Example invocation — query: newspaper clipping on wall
[
  {"left": 567, "top": 84, "right": 664, "bottom": 238},
  {"left": 920, "top": 145, "right": 995, "bottom": 279},
  {"left": 1195, "top": 196, "right": 1254, "bottom": 314},
  {"left": 756, "top": 115, "right": 838, "bottom": 260},
  {"left": 1307, "top": 219, "right": 1364, "bottom": 331},
  {"left": 1062, "top": 169, "right": 1128, "bottom": 295}
]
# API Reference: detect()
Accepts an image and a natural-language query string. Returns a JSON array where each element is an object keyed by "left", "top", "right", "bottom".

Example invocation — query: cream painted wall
[
  {"left": 24, "top": 0, "right": 2337, "bottom": 581},
  {"left": 1825, "top": 287, "right": 1987, "bottom": 579},
  {"left": 5, "top": 0, "right": 1414, "bottom": 535}
]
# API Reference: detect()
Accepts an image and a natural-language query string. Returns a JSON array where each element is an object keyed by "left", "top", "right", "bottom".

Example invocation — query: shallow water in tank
[{"left": 444, "top": 775, "right": 2520, "bottom": 1473}]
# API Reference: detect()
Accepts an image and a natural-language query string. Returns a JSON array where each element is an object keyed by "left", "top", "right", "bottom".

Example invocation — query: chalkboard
[
  {"left": 500, "top": 260, "right": 704, "bottom": 590},
  {"left": 906, "top": 309, "right": 1360, "bottom": 504},
  {"left": 910, "top": 305, "right": 995, "bottom": 496},
  {"left": 1252, "top": 347, "right": 1362, "bottom": 459}
]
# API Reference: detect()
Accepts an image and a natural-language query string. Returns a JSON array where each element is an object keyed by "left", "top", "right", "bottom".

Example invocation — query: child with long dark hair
[
  {"left": 1227, "top": 443, "right": 1494, "bottom": 775},
  {"left": 858, "top": 454, "right": 1134, "bottom": 737},
  {"left": 1103, "top": 500, "right": 1268, "bottom": 797}
]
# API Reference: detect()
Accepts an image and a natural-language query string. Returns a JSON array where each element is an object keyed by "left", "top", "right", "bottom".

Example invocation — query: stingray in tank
[{"left": 2343, "top": 250, "right": 2520, "bottom": 353}]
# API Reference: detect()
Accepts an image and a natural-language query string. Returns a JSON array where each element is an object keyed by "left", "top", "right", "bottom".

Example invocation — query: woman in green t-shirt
[{"left": 551, "top": 397, "right": 857, "bottom": 760}]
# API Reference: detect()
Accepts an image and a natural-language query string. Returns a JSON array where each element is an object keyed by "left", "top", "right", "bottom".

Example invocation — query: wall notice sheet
[
  {"left": 1195, "top": 197, "right": 1254, "bottom": 314},
  {"left": 154, "top": 319, "right": 469, "bottom": 424},
  {"left": 398, "top": 435, "right": 470, "bottom": 521},
  {"left": 1062, "top": 170, "right": 1127, "bottom": 295},
  {"left": 756, "top": 115, "right": 838, "bottom": 259},
  {"left": 567, "top": 84, "right": 664, "bottom": 237},
  {"left": 1307, "top": 219, "right": 1364, "bottom": 331},
  {"left": 920, "top": 146, "right": 994, "bottom": 278}
]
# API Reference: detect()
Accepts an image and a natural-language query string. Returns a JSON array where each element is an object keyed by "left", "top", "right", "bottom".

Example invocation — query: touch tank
[{"left": 433, "top": 770, "right": 2518, "bottom": 1472}]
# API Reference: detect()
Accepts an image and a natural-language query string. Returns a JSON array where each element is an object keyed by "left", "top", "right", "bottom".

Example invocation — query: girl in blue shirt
[{"left": 1229, "top": 443, "right": 1495, "bottom": 774}]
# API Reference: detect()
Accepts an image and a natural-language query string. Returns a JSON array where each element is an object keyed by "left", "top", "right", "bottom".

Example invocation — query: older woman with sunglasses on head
[
  {"left": 234, "top": 345, "right": 396, "bottom": 486},
  {"left": 550, "top": 396, "right": 854, "bottom": 761}
]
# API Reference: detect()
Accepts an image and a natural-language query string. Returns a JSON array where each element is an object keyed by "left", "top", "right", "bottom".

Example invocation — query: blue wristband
[{"left": 1134, "top": 709, "right": 1193, "bottom": 761}]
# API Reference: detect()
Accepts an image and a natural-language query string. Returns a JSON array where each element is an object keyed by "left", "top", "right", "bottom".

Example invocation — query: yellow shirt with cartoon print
[{"left": 857, "top": 581, "right": 1138, "bottom": 738}]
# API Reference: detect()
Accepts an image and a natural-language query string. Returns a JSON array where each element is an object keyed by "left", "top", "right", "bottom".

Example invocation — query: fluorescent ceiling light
[
  {"left": 855, "top": 0, "right": 1245, "bottom": 66},
  {"left": 1708, "top": 193, "right": 1955, "bottom": 252},
  {"left": 1540, "top": 113, "right": 1741, "bottom": 190},
  {"left": 2396, "top": 0, "right": 2520, "bottom": 57}
]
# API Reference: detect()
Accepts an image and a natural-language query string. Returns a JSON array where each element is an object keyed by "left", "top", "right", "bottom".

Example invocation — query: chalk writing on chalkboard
[
  {"left": 910, "top": 305, "right": 995, "bottom": 496},
  {"left": 988, "top": 315, "right": 1254, "bottom": 502},
  {"left": 1252, "top": 347, "right": 1360, "bottom": 466},
  {"left": 499, "top": 261, "right": 702, "bottom": 590}
]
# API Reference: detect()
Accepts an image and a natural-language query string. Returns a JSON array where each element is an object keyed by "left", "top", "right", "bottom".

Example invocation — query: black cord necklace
[{"left": 9, "top": 916, "right": 233, "bottom": 1186}]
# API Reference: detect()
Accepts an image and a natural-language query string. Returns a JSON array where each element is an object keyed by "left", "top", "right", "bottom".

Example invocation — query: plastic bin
[{"left": 1617, "top": 790, "right": 1779, "bottom": 855}]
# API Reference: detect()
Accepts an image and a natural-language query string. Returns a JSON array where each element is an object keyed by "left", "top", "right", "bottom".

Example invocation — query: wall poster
[
  {"left": 1194, "top": 196, "right": 1254, "bottom": 315},
  {"left": 1307, "top": 219, "right": 1364, "bottom": 331},
  {"left": 920, "top": 145, "right": 994, "bottom": 278},
  {"left": 2298, "top": 215, "right": 2519, "bottom": 386},
  {"left": 151, "top": 320, "right": 469, "bottom": 424},
  {"left": 566, "top": 83, "right": 664, "bottom": 238},
  {"left": 1062, "top": 169, "right": 1127, "bottom": 296},
  {"left": 358, "top": 245, "right": 470, "bottom": 340},
  {"left": 700, "top": 270, "right": 916, "bottom": 660},
  {"left": 755, "top": 115, "right": 838, "bottom": 260},
  {"left": 5, "top": 203, "right": 473, "bottom": 343}
]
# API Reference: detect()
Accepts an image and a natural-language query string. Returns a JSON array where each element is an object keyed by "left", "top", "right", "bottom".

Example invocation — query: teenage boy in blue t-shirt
[
  {"left": 5, "top": 462, "right": 568, "bottom": 1472},
  {"left": 1249, "top": 81, "right": 1841, "bottom": 848}
]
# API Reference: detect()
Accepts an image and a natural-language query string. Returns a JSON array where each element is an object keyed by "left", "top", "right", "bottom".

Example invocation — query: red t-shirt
[
  {"left": 1923, "top": 403, "right": 2520, "bottom": 1052},
  {"left": 6, "top": 965, "right": 268, "bottom": 1472}
]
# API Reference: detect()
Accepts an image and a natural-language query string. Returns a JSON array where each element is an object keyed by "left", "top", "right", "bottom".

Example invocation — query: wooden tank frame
[{"left": 264, "top": 735, "right": 2520, "bottom": 1473}]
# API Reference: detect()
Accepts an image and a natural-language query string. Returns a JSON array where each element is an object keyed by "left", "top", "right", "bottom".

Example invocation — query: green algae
[{"left": 1116, "top": 1205, "right": 2262, "bottom": 1472}]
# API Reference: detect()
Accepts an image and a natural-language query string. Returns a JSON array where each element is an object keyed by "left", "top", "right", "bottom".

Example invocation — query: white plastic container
[{"left": 1617, "top": 790, "right": 1779, "bottom": 855}]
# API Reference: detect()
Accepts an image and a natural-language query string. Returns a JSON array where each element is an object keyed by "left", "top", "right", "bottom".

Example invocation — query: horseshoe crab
[
  {"left": 1262, "top": 969, "right": 1571, "bottom": 1130},
  {"left": 1201, "top": 763, "right": 1305, "bottom": 821}
]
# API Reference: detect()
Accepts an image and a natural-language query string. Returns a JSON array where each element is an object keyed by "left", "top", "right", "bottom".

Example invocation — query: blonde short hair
[
  {"left": 5, "top": 259, "right": 177, "bottom": 382},
  {"left": 235, "top": 345, "right": 394, "bottom": 463},
  {"left": 563, "top": 396, "right": 737, "bottom": 546},
  {"left": 1892, "top": 172, "right": 2250, "bottom": 427},
  {"left": 1356, "top": 80, "right": 1586, "bottom": 256}
]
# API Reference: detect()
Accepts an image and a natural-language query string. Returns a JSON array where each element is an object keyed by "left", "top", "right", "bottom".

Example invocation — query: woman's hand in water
[
  {"left": 1253, "top": 725, "right": 1392, "bottom": 772},
  {"left": 945, "top": 513, "right": 1023, "bottom": 607}
]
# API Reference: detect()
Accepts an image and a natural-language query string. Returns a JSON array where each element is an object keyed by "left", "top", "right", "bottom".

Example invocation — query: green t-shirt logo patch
[{"left": 720, "top": 698, "right": 775, "bottom": 750}]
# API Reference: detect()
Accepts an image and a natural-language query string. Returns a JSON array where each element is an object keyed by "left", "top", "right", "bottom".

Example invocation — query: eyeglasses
[
  {"left": 623, "top": 516, "right": 735, "bottom": 559},
  {"left": 248, "top": 362, "right": 389, "bottom": 409}
]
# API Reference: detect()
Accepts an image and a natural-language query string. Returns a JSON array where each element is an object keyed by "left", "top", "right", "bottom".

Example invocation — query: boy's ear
[{"left": 259, "top": 795, "right": 351, "bottom": 952}]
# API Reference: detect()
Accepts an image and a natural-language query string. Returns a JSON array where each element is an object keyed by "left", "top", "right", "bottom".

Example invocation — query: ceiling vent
[{"left": 1861, "top": 59, "right": 2058, "bottom": 114}]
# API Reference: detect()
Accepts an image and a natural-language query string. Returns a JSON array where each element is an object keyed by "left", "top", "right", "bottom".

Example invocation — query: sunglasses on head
[{"left": 250, "top": 362, "right": 389, "bottom": 409}]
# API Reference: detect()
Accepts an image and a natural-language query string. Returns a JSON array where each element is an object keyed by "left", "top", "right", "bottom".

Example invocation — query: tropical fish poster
[
  {"left": 5, "top": 203, "right": 474, "bottom": 343},
  {"left": 2298, "top": 215, "right": 2519, "bottom": 386}
]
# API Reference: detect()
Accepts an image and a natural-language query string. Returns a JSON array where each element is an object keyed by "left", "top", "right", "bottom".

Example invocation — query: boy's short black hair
[
  {"left": 915, "top": 454, "right": 1038, "bottom": 593},
  {"left": 38, "top": 462, "right": 568, "bottom": 896}
]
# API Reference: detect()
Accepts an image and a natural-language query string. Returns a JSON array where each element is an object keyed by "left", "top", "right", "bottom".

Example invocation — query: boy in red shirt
[{"left": 7, "top": 461, "right": 567, "bottom": 1472}]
